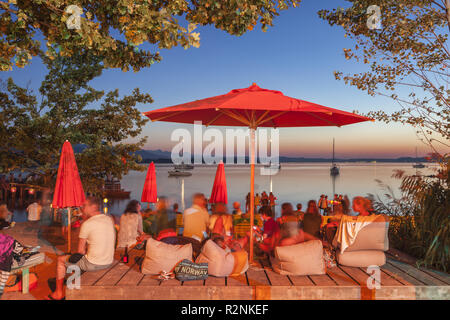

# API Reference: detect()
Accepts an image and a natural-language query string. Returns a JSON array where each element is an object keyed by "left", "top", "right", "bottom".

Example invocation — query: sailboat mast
[{"left": 332, "top": 138, "right": 335, "bottom": 164}]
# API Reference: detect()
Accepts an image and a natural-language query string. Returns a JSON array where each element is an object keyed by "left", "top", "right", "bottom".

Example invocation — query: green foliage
[
  {"left": 0, "top": 52, "right": 151, "bottom": 194},
  {"left": 0, "top": 0, "right": 301, "bottom": 72},
  {"left": 368, "top": 160, "right": 450, "bottom": 272},
  {"left": 319, "top": 0, "right": 449, "bottom": 152}
]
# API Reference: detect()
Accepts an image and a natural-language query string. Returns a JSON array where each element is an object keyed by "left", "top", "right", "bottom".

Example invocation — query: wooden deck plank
[
  {"left": 246, "top": 266, "right": 270, "bottom": 286},
  {"left": 95, "top": 261, "right": 135, "bottom": 286},
  {"left": 138, "top": 275, "right": 162, "bottom": 286},
  {"left": 116, "top": 253, "right": 146, "bottom": 286},
  {"left": 338, "top": 266, "right": 373, "bottom": 286},
  {"left": 204, "top": 276, "right": 226, "bottom": 286},
  {"left": 226, "top": 274, "right": 248, "bottom": 286},
  {"left": 327, "top": 267, "right": 359, "bottom": 286},
  {"left": 257, "top": 259, "right": 291, "bottom": 286},
  {"left": 288, "top": 275, "right": 315, "bottom": 286},
  {"left": 79, "top": 261, "right": 120, "bottom": 286},
  {"left": 159, "top": 278, "right": 182, "bottom": 286},
  {"left": 182, "top": 279, "right": 205, "bottom": 286},
  {"left": 418, "top": 267, "right": 450, "bottom": 285},
  {"left": 358, "top": 267, "right": 404, "bottom": 286},
  {"left": 380, "top": 264, "right": 420, "bottom": 286},
  {"left": 309, "top": 274, "right": 337, "bottom": 286},
  {"left": 264, "top": 269, "right": 291, "bottom": 286},
  {"left": 387, "top": 259, "right": 447, "bottom": 286}
]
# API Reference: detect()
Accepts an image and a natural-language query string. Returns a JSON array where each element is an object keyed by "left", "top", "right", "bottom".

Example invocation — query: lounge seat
[
  {"left": 271, "top": 240, "right": 325, "bottom": 276},
  {"left": 333, "top": 215, "right": 389, "bottom": 267}
]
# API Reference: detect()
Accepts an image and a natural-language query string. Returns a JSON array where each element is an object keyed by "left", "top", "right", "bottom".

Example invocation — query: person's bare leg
[{"left": 49, "top": 255, "right": 68, "bottom": 299}]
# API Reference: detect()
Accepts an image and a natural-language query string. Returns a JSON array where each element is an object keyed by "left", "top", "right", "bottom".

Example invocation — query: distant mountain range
[
  {"left": 133, "top": 149, "right": 428, "bottom": 164},
  {"left": 72, "top": 145, "right": 428, "bottom": 164}
]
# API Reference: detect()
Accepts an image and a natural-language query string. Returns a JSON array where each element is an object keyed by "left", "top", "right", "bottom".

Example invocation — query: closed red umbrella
[
  {"left": 52, "top": 140, "right": 86, "bottom": 253},
  {"left": 144, "top": 83, "right": 372, "bottom": 262},
  {"left": 141, "top": 162, "right": 157, "bottom": 208},
  {"left": 210, "top": 162, "right": 227, "bottom": 204}
]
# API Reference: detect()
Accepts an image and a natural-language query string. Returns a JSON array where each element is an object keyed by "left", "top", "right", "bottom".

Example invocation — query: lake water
[
  {"left": 11, "top": 162, "right": 436, "bottom": 222},
  {"left": 108, "top": 162, "right": 436, "bottom": 217}
]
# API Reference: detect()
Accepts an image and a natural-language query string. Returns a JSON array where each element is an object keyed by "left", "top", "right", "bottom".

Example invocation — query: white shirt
[
  {"left": 79, "top": 214, "right": 116, "bottom": 265},
  {"left": 27, "top": 203, "right": 42, "bottom": 221}
]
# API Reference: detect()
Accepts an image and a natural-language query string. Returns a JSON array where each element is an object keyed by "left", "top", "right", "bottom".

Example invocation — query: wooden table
[{"left": 66, "top": 249, "right": 450, "bottom": 300}]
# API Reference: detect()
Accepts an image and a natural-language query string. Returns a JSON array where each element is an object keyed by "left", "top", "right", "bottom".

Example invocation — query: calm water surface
[
  {"left": 109, "top": 162, "right": 436, "bottom": 218},
  {"left": 11, "top": 162, "right": 437, "bottom": 222}
]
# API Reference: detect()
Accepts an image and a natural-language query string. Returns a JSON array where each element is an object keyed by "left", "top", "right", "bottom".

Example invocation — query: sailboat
[
  {"left": 330, "top": 138, "right": 340, "bottom": 176},
  {"left": 412, "top": 147, "right": 425, "bottom": 169}
]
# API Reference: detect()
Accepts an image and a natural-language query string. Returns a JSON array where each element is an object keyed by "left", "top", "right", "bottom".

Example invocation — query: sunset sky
[{"left": 2, "top": 0, "right": 446, "bottom": 159}]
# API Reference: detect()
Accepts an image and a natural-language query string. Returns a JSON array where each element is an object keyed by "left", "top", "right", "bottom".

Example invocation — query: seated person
[
  {"left": 183, "top": 193, "right": 210, "bottom": 242},
  {"left": 295, "top": 203, "right": 305, "bottom": 221},
  {"left": 209, "top": 203, "right": 247, "bottom": 251},
  {"left": 303, "top": 200, "right": 323, "bottom": 239},
  {"left": 352, "top": 196, "right": 374, "bottom": 216},
  {"left": 324, "top": 203, "right": 345, "bottom": 248},
  {"left": 49, "top": 197, "right": 116, "bottom": 300},
  {"left": 254, "top": 206, "right": 279, "bottom": 255},
  {"left": 277, "top": 203, "right": 300, "bottom": 239},
  {"left": 117, "top": 200, "right": 144, "bottom": 251}
]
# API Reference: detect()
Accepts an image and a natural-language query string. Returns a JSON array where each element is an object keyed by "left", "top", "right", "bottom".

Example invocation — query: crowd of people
[{"left": 43, "top": 191, "right": 378, "bottom": 299}]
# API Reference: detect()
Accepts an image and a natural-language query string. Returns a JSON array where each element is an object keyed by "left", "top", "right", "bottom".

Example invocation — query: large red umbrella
[
  {"left": 210, "top": 161, "right": 227, "bottom": 204},
  {"left": 52, "top": 140, "right": 86, "bottom": 253},
  {"left": 141, "top": 161, "right": 157, "bottom": 208},
  {"left": 144, "top": 83, "right": 372, "bottom": 262}
]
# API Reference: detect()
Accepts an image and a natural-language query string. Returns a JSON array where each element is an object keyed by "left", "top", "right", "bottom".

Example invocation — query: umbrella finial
[{"left": 252, "top": 82, "right": 257, "bottom": 86}]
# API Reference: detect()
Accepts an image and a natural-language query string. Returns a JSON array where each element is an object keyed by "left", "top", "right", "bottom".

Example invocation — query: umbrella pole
[
  {"left": 249, "top": 127, "right": 256, "bottom": 263},
  {"left": 67, "top": 207, "right": 71, "bottom": 254}
]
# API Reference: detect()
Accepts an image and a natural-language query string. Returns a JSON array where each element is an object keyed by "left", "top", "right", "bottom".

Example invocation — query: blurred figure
[
  {"left": 183, "top": 193, "right": 210, "bottom": 242},
  {"left": 209, "top": 203, "right": 233, "bottom": 238},
  {"left": 269, "top": 192, "right": 277, "bottom": 210},
  {"left": 277, "top": 203, "right": 300, "bottom": 240},
  {"left": 318, "top": 195, "right": 327, "bottom": 215},
  {"left": 27, "top": 200, "right": 42, "bottom": 222},
  {"left": 245, "top": 192, "right": 250, "bottom": 213},
  {"left": 254, "top": 193, "right": 261, "bottom": 210},
  {"left": 0, "top": 204, "right": 12, "bottom": 230},
  {"left": 303, "top": 200, "right": 322, "bottom": 239},
  {"left": 295, "top": 203, "right": 305, "bottom": 221},
  {"left": 153, "top": 197, "right": 175, "bottom": 236},
  {"left": 117, "top": 200, "right": 143, "bottom": 249},
  {"left": 342, "top": 195, "right": 351, "bottom": 215},
  {"left": 232, "top": 202, "right": 243, "bottom": 216},
  {"left": 352, "top": 196, "right": 373, "bottom": 216},
  {"left": 256, "top": 206, "right": 279, "bottom": 255}
]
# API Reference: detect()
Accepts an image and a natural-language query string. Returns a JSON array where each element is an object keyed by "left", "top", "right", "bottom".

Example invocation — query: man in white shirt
[
  {"left": 27, "top": 201, "right": 42, "bottom": 221},
  {"left": 48, "top": 197, "right": 115, "bottom": 300},
  {"left": 182, "top": 193, "right": 210, "bottom": 241}
]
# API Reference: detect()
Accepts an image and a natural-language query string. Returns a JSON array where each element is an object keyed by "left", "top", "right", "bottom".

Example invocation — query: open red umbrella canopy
[
  {"left": 52, "top": 140, "right": 85, "bottom": 208},
  {"left": 210, "top": 162, "right": 227, "bottom": 204},
  {"left": 141, "top": 162, "right": 157, "bottom": 203},
  {"left": 144, "top": 83, "right": 371, "bottom": 128},
  {"left": 144, "top": 83, "right": 372, "bottom": 262}
]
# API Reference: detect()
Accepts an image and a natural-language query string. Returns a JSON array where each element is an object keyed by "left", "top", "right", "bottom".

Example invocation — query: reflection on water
[
  {"left": 10, "top": 162, "right": 437, "bottom": 222},
  {"left": 109, "top": 162, "right": 437, "bottom": 218}
]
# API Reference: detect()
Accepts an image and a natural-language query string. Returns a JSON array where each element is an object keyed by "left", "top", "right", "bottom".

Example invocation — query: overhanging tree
[
  {"left": 319, "top": 0, "right": 449, "bottom": 157},
  {"left": 0, "top": 53, "right": 151, "bottom": 194},
  {"left": 0, "top": 0, "right": 300, "bottom": 71}
]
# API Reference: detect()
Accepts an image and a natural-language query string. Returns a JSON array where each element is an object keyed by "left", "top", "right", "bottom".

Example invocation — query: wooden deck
[{"left": 66, "top": 248, "right": 450, "bottom": 300}]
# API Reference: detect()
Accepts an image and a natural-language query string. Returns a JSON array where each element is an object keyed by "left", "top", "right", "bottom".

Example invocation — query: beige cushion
[
  {"left": 272, "top": 240, "right": 325, "bottom": 276},
  {"left": 195, "top": 240, "right": 235, "bottom": 277},
  {"left": 141, "top": 238, "right": 192, "bottom": 275},
  {"left": 337, "top": 250, "right": 386, "bottom": 267},
  {"left": 345, "top": 217, "right": 389, "bottom": 252}
]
